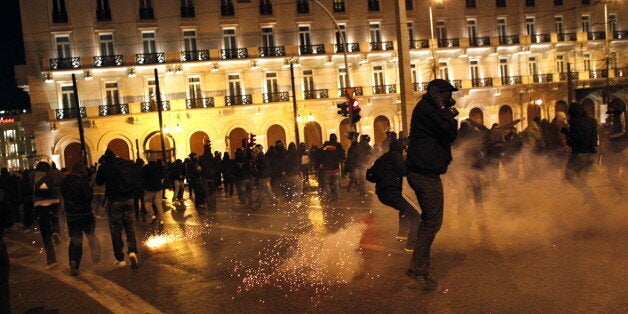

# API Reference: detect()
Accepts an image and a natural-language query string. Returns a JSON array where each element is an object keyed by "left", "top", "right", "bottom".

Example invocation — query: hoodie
[
  {"left": 564, "top": 102, "right": 598, "bottom": 154},
  {"left": 61, "top": 163, "right": 93, "bottom": 220}
]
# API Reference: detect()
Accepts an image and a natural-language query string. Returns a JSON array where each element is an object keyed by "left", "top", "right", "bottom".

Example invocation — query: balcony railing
[
  {"left": 533, "top": 74, "right": 553, "bottom": 83},
  {"left": 335, "top": 43, "right": 360, "bottom": 53},
  {"left": 614, "top": 31, "right": 628, "bottom": 39},
  {"left": 471, "top": 78, "right": 493, "bottom": 87},
  {"left": 615, "top": 67, "right": 627, "bottom": 77},
  {"left": 139, "top": 7, "right": 154, "bottom": 19},
  {"left": 339, "top": 86, "right": 364, "bottom": 97},
  {"left": 50, "top": 57, "right": 81, "bottom": 70},
  {"left": 258, "top": 46, "right": 286, "bottom": 57},
  {"left": 469, "top": 37, "right": 491, "bottom": 47},
  {"left": 93, "top": 55, "right": 124, "bottom": 67},
  {"left": 499, "top": 35, "right": 520, "bottom": 45},
  {"left": 501, "top": 76, "right": 522, "bottom": 85},
  {"left": 135, "top": 52, "right": 165, "bottom": 64},
  {"left": 140, "top": 101, "right": 170, "bottom": 112},
  {"left": 225, "top": 95, "right": 253, "bottom": 106},
  {"left": 450, "top": 80, "right": 463, "bottom": 89},
  {"left": 186, "top": 98, "right": 214, "bottom": 109},
  {"left": 587, "top": 31, "right": 605, "bottom": 40},
  {"left": 181, "top": 50, "right": 210, "bottom": 62},
  {"left": 99, "top": 104, "right": 129, "bottom": 116},
  {"left": 531, "top": 34, "right": 551, "bottom": 43},
  {"left": 557, "top": 33, "right": 577, "bottom": 42},
  {"left": 437, "top": 38, "right": 460, "bottom": 48},
  {"left": 559, "top": 72, "right": 579, "bottom": 81},
  {"left": 372, "top": 84, "right": 397, "bottom": 94},
  {"left": 412, "top": 82, "right": 430, "bottom": 92},
  {"left": 55, "top": 107, "right": 86, "bottom": 120},
  {"left": 299, "top": 44, "right": 326, "bottom": 55},
  {"left": 221, "top": 48, "right": 248, "bottom": 59},
  {"left": 96, "top": 9, "right": 111, "bottom": 21},
  {"left": 221, "top": 4, "right": 235, "bottom": 16},
  {"left": 589, "top": 69, "right": 608, "bottom": 79},
  {"left": 370, "top": 41, "right": 394, "bottom": 51},
  {"left": 52, "top": 10, "right": 68, "bottom": 23},
  {"left": 411, "top": 39, "right": 430, "bottom": 49},
  {"left": 181, "top": 6, "right": 195, "bottom": 18},
  {"left": 263, "top": 92, "right": 290, "bottom": 103},
  {"left": 303, "top": 89, "right": 329, "bottom": 99}
]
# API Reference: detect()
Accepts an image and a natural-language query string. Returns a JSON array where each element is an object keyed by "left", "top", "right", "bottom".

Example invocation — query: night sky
[{"left": 0, "top": 0, "right": 29, "bottom": 114}]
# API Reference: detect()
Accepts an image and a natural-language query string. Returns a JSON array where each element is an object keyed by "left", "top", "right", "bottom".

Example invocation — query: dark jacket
[
  {"left": 320, "top": 144, "right": 342, "bottom": 172},
  {"left": 142, "top": 161, "right": 166, "bottom": 191},
  {"left": 61, "top": 167, "right": 93, "bottom": 221},
  {"left": 375, "top": 140, "right": 407, "bottom": 192},
  {"left": 564, "top": 103, "right": 598, "bottom": 154},
  {"left": 95, "top": 150, "right": 138, "bottom": 201},
  {"left": 234, "top": 149, "right": 254, "bottom": 181},
  {"left": 254, "top": 153, "right": 272, "bottom": 179},
  {"left": 199, "top": 152, "right": 218, "bottom": 180},
  {"left": 285, "top": 145, "right": 301, "bottom": 176},
  {"left": 406, "top": 94, "right": 458, "bottom": 177}
]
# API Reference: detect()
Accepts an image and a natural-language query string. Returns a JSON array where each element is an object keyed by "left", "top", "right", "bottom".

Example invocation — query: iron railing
[
  {"left": 181, "top": 50, "right": 210, "bottom": 62},
  {"left": 499, "top": 35, "right": 520, "bottom": 45},
  {"left": 437, "top": 38, "right": 460, "bottom": 48},
  {"left": 225, "top": 95, "right": 253, "bottom": 106},
  {"left": 370, "top": 41, "right": 394, "bottom": 51},
  {"left": 412, "top": 82, "right": 430, "bottom": 92},
  {"left": 186, "top": 98, "right": 214, "bottom": 109},
  {"left": 93, "top": 55, "right": 124, "bottom": 67},
  {"left": 533, "top": 74, "right": 553, "bottom": 83},
  {"left": 135, "top": 52, "right": 165, "bottom": 64},
  {"left": 55, "top": 107, "right": 86, "bottom": 120},
  {"left": 411, "top": 39, "right": 430, "bottom": 49},
  {"left": 614, "top": 31, "right": 628, "bottom": 39},
  {"left": 614, "top": 67, "right": 627, "bottom": 77},
  {"left": 339, "top": 86, "right": 364, "bottom": 97},
  {"left": 501, "top": 76, "right": 522, "bottom": 85},
  {"left": 531, "top": 34, "right": 551, "bottom": 43},
  {"left": 99, "top": 104, "right": 129, "bottom": 116},
  {"left": 299, "top": 44, "right": 326, "bottom": 55},
  {"left": 589, "top": 69, "right": 608, "bottom": 79},
  {"left": 221, "top": 48, "right": 248, "bottom": 59},
  {"left": 469, "top": 37, "right": 491, "bottom": 47},
  {"left": 263, "top": 92, "right": 290, "bottom": 103},
  {"left": 140, "top": 101, "right": 170, "bottom": 112},
  {"left": 258, "top": 46, "right": 286, "bottom": 57},
  {"left": 471, "top": 78, "right": 493, "bottom": 87},
  {"left": 557, "top": 33, "right": 577, "bottom": 41},
  {"left": 372, "top": 84, "right": 397, "bottom": 94},
  {"left": 559, "top": 72, "right": 579, "bottom": 81},
  {"left": 335, "top": 43, "right": 360, "bottom": 53},
  {"left": 50, "top": 57, "right": 81, "bottom": 70},
  {"left": 587, "top": 31, "right": 605, "bottom": 40},
  {"left": 303, "top": 89, "right": 329, "bottom": 99}
]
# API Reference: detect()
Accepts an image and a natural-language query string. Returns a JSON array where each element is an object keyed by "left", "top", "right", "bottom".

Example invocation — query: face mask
[{"left": 444, "top": 97, "right": 456, "bottom": 107}]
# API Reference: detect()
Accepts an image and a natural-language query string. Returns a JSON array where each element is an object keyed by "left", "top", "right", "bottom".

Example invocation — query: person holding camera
[{"left": 405, "top": 79, "right": 459, "bottom": 291}]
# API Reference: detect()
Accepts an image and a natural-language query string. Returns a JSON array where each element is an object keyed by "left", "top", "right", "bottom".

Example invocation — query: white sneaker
[
  {"left": 115, "top": 260, "right": 127, "bottom": 267},
  {"left": 129, "top": 252, "right": 139, "bottom": 269}
]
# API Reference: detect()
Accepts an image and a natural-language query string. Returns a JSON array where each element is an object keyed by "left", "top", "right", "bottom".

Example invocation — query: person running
[{"left": 30, "top": 161, "right": 62, "bottom": 270}]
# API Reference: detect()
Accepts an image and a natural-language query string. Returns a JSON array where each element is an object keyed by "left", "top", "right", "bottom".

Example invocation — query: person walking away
[
  {"left": 355, "top": 135, "right": 374, "bottom": 196},
  {"left": 30, "top": 161, "right": 61, "bottom": 269},
  {"left": 170, "top": 159, "right": 185, "bottom": 203},
  {"left": 132, "top": 158, "right": 146, "bottom": 220},
  {"left": 142, "top": 160, "right": 166, "bottom": 233},
  {"left": 185, "top": 153, "right": 204, "bottom": 207},
  {"left": 253, "top": 144, "right": 275, "bottom": 208},
  {"left": 284, "top": 143, "right": 303, "bottom": 203},
  {"left": 234, "top": 148, "right": 255, "bottom": 207},
  {"left": 345, "top": 139, "right": 358, "bottom": 192},
  {"left": 61, "top": 163, "right": 101, "bottom": 276},
  {"left": 199, "top": 144, "right": 218, "bottom": 212},
  {"left": 19, "top": 169, "right": 35, "bottom": 231},
  {"left": 503, "top": 127, "right": 523, "bottom": 181},
  {"left": 221, "top": 153, "right": 236, "bottom": 198},
  {"left": 405, "top": 79, "right": 459, "bottom": 291},
  {"left": 95, "top": 149, "right": 140, "bottom": 269},
  {"left": 320, "top": 141, "right": 342, "bottom": 201}
]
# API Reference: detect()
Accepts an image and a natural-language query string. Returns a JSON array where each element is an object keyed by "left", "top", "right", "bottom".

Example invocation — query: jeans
[
  {"left": 406, "top": 172, "right": 444, "bottom": 277},
  {"left": 201, "top": 179, "right": 216, "bottom": 211},
  {"left": 107, "top": 199, "right": 137, "bottom": 262},
  {"left": 323, "top": 172, "right": 341, "bottom": 201},
  {"left": 172, "top": 180, "right": 183, "bottom": 201},
  {"left": 236, "top": 178, "right": 254, "bottom": 207},
  {"left": 0, "top": 237, "right": 9, "bottom": 314},
  {"left": 257, "top": 178, "right": 275, "bottom": 205},
  {"left": 144, "top": 190, "right": 164, "bottom": 221},
  {"left": 377, "top": 187, "right": 420, "bottom": 249},
  {"left": 35, "top": 203, "right": 59, "bottom": 265},
  {"left": 67, "top": 216, "right": 101, "bottom": 269}
]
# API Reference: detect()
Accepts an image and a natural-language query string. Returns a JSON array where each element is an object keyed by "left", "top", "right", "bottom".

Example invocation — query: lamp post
[{"left": 288, "top": 57, "right": 301, "bottom": 144}]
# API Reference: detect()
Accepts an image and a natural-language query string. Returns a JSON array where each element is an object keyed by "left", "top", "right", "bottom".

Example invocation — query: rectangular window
[
  {"left": 467, "top": 19, "right": 477, "bottom": 39},
  {"left": 188, "top": 77, "right": 202, "bottom": 99},
  {"left": 368, "top": 0, "right": 380, "bottom": 12},
  {"left": 500, "top": 59, "right": 509, "bottom": 77},
  {"left": 496, "top": 0, "right": 506, "bottom": 8},
  {"left": 554, "top": 16, "right": 564, "bottom": 34},
  {"left": 581, "top": 15, "right": 590, "bottom": 33},
  {"left": 609, "top": 13, "right": 617, "bottom": 33},
  {"left": 466, "top": 0, "right": 476, "bottom": 9},
  {"left": 369, "top": 23, "right": 382, "bottom": 42},
  {"left": 333, "top": 0, "right": 345, "bottom": 13},
  {"left": 335, "top": 24, "right": 347, "bottom": 45},
  {"left": 52, "top": 0, "right": 68, "bottom": 23},
  {"left": 436, "top": 21, "right": 447, "bottom": 40},
  {"left": 439, "top": 62, "right": 449, "bottom": 80},
  {"left": 497, "top": 18, "right": 507, "bottom": 37},
  {"left": 411, "top": 64, "right": 417, "bottom": 83},
  {"left": 373, "top": 65, "right": 384, "bottom": 86},
  {"left": 96, "top": 0, "right": 111, "bottom": 21},
  {"left": 528, "top": 57, "right": 538, "bottom": 75},
  {"left": 56, "top": 36, "right": 71, "bottom": 58},
  {"left": 99, "top": 34, "right": 114, "bottom": 56},
  {"left": 470, "top": 60, "right": 479, "bottom": 80},
  {"left": 147, "top": 79, "right": 157, "bottom": 101},
  {"left": 105, "top": 82, "right": 120, "bottom": 105},
  {"left": 407, "top": 22, "right": 415, "bottom": 42},
  {"left": 338, "top": 67, "right": 347, "bottom": 89},
  {"left": 228, "top": 74, "right": 242, "bottom": 96},
  {"left": 581, "top": 0, "right": 590, "bottom": 5},
  {"left": 139, "top": 0, "right": 153, "bottom": 19},
  {"left": 525, "top": 0, "right": 535, "bottom": 6},
  {"left": 61, "top": 85, "right": 76, "bottom": 109},
  {"left": 142, "top": 31, "right": 156, "bottom": 53},
  {"left": 302, "top": 70, "right": 314, "bottom": 91},
  {"left": 261, "top": 27, "right": 275, "bottom": 47},
  {"left": 406, "top": 0, "right": 413, "bottom": 11},
  {"left": 221, "top": 0, "right": 235, "bottom": 16},
  {"left": 554, "top": 0, "right": 563, "bottom": 5},
  {"left": 583, "top": 53, "right": 590, "bottom": 71},
  {"left": 265, "top": 72, "right": 278, "bottom": 94},
  {"left": 296, "top": 0, "right": 309, "bottom": 13},
  {"left": 183, "top": 30, "right": 197, "bottom": 52},
  {"left": 223, "top": 28, "right": 237, "bottom": 49},
  {"left": 526, "top": 17, "right": 536, "bottom": 35},
  {"left": 181, "top": 0, "right": 195, "bottom": 18},
  {"left": 556, "top": 55, "right": 565, "bottom": 74},
  {"left": 299, "top": 26, "right": 311, "bottom": 47},
  {"left": 259, "top": 0, "right": 273, "bottom": 15}
]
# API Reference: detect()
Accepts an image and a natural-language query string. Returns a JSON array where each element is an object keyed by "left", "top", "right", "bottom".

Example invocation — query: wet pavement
[{"left": 4, "top": 173, "right": 627, "bottom": 313}]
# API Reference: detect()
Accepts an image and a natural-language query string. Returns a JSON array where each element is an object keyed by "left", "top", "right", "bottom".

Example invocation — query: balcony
[
  {"left": 335, "top": 43, "right": 360, "bottom": 53},
  {"left": 139, "top": 7, "right": 154, "bottom": 19},
  {"left": 186, "top": 98, "right": 214, "bottom": 109},
  {"left": 263, "top": 92, "right": 290, "bottom": 103},
  {"left": 96, "top": 9, "right": 111, "bottom": 22},
  {"left": 531, "top": 34, "right": 551, "bottom": 43},
  {"left": 181, "top": 6, "right": 195, "bottom": 18},
  {"left": 55, "top": 107, "right": 86, "bottom": 120},
  {"left": 589, "top": 69, "right": 608, "bottom": 79},
  {"left": 471, "top": 78, "right": 493, "bottom": 87},
  {"left": 299, "top": 44, "right": 326, "bottom": 55},
  {"left": 557, "top": 33, "right": 577, "bottom": 42},
  {"left": 221, "top": 4, "right": 235, "bottom": 16},
  {"left": 135, "top": 52, "right": 165, "bottom": 64},
  {"left": 181, "top": 50, "right": 210, "bottom": 62},
  {"left": 99, "top": 104, "right": 129, "bottom": 116},
  {"left": 412, "top": 82, "right": 430, "bottom": 92},
  {"left": 50, "top": 57, "right": 81, "bottom": 70},
  {"left": 140, "top": 101, "right": 170, "bottom": 112},
  {"left": 437, "top": 38, "right": 460, "bottom": 48},
  {"left": 533, "top": 74, "right": 553, "bottom": 83},
  {"left": 372, "top": 84, "right": 397, "bottom": 94},
  {"left": 258, "top": 46, "right": 286, "bottom": 57},
  {"left": 469, "top": 37, "right": 491, "bottom": 47},
  {"left": 501, "top": 76, "right": 522, "bottom": 85},
  {"left": 303, "top": 89, "right": 329, "bottom": 100},
  {"left": 411, "top": 40, "right": 429, "bottom": 49},
  {"left": 370, "top": 41, "right": 394, "bottom": 51},
  {"left": 339, "top": 86, "right": 364, "bottom": 97},
  {"left": 614, "top": 31, "right": 628, "bottom": 39},
  {"left": 559, "top": 72, "right": 579, "bottom": 81},
  {"left": 93, "top": 55, "right": 124, "bottom": 67},
  {"left": 615, "top": 67, "right": 627, "bottom": 77},
  {"left": 52, "top": 10, "right": 68, "bottom": 23},
  {"left": 499, "top": 35, "right": 520, "bottom": 45},
  {"left": 225, "top": 95, "right": 253, "bottom": 106},
  {"left": 587, "top": 31, "right": 605, "bottom": 40},
  {"left": 221, "top": 48, "right": 248, "bottom": 59}
]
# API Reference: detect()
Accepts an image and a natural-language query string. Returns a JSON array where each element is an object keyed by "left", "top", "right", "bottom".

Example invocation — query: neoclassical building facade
[{"left": 14, "top": 0, "right": 627, "bottom": 168}]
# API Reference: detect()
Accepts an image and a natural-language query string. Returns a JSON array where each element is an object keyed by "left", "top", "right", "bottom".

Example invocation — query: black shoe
[
  {"left": 406, "top": 272, "right": 439, "bottom": 291},
  {"left": 70, "top": 261, "right": 79, "bottom": 276}
]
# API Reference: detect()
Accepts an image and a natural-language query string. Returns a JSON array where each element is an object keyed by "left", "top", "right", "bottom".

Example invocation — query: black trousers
[
  {"left": 67, "top": 216, "right": 101, "bottom": 269},
  {"left": 0, "top": 237, "right": 10, "bottom": 314},
  {"left": 406, "top": 172, "right": 444, "bottom": 277},
  {"left": 35, "top": 204, "right": 59, "bottom": 265},
  {"left": 377, "top": 187, "right": 420, "bottom": 249}
]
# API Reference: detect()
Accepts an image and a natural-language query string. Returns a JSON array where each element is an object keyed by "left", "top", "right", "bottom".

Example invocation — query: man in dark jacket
[
  {"left": 142, "top": 160, "right": 166, "bottom": 231},
  {"left": 355, "top": 135, "right": 373, "bottom": 196},
  {"left": 405, "top": 79, "right": 459, "bottom": 291},
  {"left": 562, "top": 102, "right": 601, "bottom": 210},
  {"left": 95, "top": 149, "right": 139, "bottom": 269},
  {"left": 30, "top": 161, "right": 62, "bottom": 269},
  {"left": 320, "top": 141, "right": 343, "bottom": 201},
  {"left": 199, "top": 145, "right": 218, "bottom": 211},
  {"left": 185, "top": 153, "right": 204, "bottom": 207}
]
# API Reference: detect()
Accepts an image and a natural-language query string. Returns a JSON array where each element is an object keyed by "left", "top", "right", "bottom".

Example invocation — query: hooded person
[
  {"left": 30, "top": 161, "right": 62, "bottom": 269},
  {"left": 320, "top": 141, "right": 342, "bottom": 201},
  {"left": 198, "top": 144, "right": 218, "bottom": 211}
]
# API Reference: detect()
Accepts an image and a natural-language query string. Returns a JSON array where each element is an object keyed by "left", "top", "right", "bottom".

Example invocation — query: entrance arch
[
  {"left": 339, "top": 118, "right": 351, "bottom": 150},
  {"left": 469, "top": 107, "right": 484, "bottom": 125},
  {"left": 63, "top": 142, "right": 83, "bottom": 170},
  {"left": 144, "top": 132, "right": 175, "bottom": 162},
  {"left": 107, "top": 138, "right": 130, "bottom": 160},
  {"left": 229, "top": 127, "right": 249, "bottom": 156},
  {"left": 373, "top": 115, "right": 391, "bottom": 146},
  {"left": 304, "top": 121, "right": 322, "bottom": 149},
  {"left": 582, "top": 98, "right": 595, "bottom": 118},
  {"left": 267, "top": 124, "right": 286, "bottom": 147},
  {"left": 555, "top": 100, "right": 568, "bottom": 116},
  {"left": 190, "top": 131, "right": 209, "bottom": 157},
  {"left": 498, "top": 105, "right": 514, "bottom": 126},
  {"left": 527, "top": 105, "right": 541, "bottom": 125}
]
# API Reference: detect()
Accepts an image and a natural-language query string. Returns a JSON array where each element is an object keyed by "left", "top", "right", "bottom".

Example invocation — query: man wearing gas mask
[{"left": 405, "top": 79, "right": 459, "bottom": 291}]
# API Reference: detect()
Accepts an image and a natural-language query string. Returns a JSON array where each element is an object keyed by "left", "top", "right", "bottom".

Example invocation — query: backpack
[
  {"left": 112, "top": 159, "right": 142, "bottom": 197},
  {"left": 33, "top": 172, "right": 55, "bottom": 199},
  {"left": 365, "top": 155, "right": 387, "bottom": 183}
]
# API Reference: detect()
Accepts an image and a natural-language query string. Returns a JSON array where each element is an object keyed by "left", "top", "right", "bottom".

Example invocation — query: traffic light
[
  {"left": 336, "top": 102, "right": 349, "bottom": 117},
  {"left": 242, "top": 134, "right": 256, "bottom": 148},
  {"left": 349, "top": 96, "right": 361, "bottom": 123}
]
